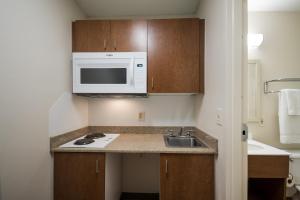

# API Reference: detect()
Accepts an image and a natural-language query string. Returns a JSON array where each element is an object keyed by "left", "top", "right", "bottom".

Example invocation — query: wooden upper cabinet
[
  {"left": 72, "top": 20, "right": 147, "bottom": 52},
  {"left": 110, "top": 20, "right": 147, "bottom": 52},
  {"left": 160, "top": 154, "right": 214, "bottom": 200},
  {"left": 54, "top": 153, "right": 105, "bottom": 200},
  {"left": 72, "top": 20, "right": 110, "bottom": 52},
  {"left": 72, "top": 18, "right": 205, "bottom": 93},
  {"left": 148, "top": 18, "right": 205, "bottom": 93}
]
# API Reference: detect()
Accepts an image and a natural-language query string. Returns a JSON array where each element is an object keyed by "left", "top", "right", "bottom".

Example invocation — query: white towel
[
  {"left": 283, "top": 89, "right": 300, "bottom": 115},
  {"left": 279, "top": 90, "right": 300, "bottom": 144}
]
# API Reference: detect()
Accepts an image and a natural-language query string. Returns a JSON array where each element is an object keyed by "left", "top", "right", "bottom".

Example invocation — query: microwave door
[
  {"left": 80, "top": 68, "right": 127, "bottom": 85},
  {"left": 73, "top": 58, "right": 135, "bottom": 93}
]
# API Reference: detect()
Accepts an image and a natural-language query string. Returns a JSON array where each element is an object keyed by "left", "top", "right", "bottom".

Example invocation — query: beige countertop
[{"left": 52, "top": 133, "right": 216, "bottom": 154}]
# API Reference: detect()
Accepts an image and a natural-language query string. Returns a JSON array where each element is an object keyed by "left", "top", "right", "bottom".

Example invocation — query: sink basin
[
  {"left": 247, "top": 140, "right": 290, "bottom": 155},
  {"left": 248, "top": 143, "right": 264, "bottom": 151},
  {"left": 164, "top": 135, "right": 206, "bottom": 148}
]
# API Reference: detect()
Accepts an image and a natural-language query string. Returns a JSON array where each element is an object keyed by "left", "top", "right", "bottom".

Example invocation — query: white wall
[
  {"left": 195, "top": 0, "right": 228, "bottom": 199},
  {"left": 49, "top": 92, "right": 88, "bottom": 137},
  {"left": 0, "top": 1, "right": 86, "bottom": 199},
  {"left": 248, "top": 12, "right": 300, "bottom": 149},
  {"left": 89, "top": 95, "right": 196, "bottom": 126}
]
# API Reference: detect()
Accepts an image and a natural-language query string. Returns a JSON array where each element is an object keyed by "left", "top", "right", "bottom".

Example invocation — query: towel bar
[{"left": 264, "top": 78, "right": 300, "bottom": 94}]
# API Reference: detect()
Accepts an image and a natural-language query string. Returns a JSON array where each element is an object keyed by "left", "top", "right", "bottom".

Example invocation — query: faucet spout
[{"left": 178, "top": 127, "right": 184, "bottom": 136}]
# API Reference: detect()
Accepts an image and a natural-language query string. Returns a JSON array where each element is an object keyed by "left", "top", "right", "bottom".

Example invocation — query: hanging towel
[
  {"left": 283, "top": 89, "right": 300, "bottom": 115},
  {"left": 279, "top": 89, "right": 300, "bottom": 144}
]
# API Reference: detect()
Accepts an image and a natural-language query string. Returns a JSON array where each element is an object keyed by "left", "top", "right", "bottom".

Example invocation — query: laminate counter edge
[{"left": 50, "top": 126, "right": 218, "bottom": 155}]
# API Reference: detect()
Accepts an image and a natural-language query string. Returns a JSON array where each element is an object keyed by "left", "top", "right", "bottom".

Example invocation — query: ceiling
[
  {"left": 249, "top": 0, "right": 300, "bottom": 11},
  {"left": 74, "top": 0, "right": 201, "bottom": 18}
]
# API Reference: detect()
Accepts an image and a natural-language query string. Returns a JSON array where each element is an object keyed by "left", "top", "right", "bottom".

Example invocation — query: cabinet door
[
  {"left": 54, "top": 153, "right": 105, "bottom": 200},
  {"left": 73, "top": 20, "right": 110, "bottom": 52},
  {"left": 160, "top": 154, "right": 214, "bottom": 200},
  {"left": 110, "top": 20, "right": 147, "bottom": 52},
  {"left": 148, "top": 19, "right": 204, "bottom": 93}
]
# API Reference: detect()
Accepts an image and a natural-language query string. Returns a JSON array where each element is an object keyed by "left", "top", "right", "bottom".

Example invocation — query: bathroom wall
[
  {"left": 248, "top": 11, "right": 300, "bottom": 148},
  {"left": 0, "top": 1, "right": 85, "bottom": 199}
]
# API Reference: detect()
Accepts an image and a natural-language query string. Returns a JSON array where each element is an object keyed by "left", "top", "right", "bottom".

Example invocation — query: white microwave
[{"left": 73, "top": 52, "right": 147, "bottom": 96}]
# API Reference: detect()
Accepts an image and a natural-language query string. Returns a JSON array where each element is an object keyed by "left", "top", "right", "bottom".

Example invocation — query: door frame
[{"left": 224, "top": 0, "right": 248, "bottom": 199}]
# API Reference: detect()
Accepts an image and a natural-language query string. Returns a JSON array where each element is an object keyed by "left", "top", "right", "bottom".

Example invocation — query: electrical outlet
[
  {"left": 216, "top": 108, "right": 223, "bottom": 126},
  {"left": 138, "top": 112, "right": 145, "bottom": 121}
]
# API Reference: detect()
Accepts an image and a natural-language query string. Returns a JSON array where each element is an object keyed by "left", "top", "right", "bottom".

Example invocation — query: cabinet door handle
[
  {"left": 113, "top": 40, "right": 117, "bottom": 50},
  {"left": 151, "top": 77, "right": 154, "bottom": 90},
  {"left": 103, "top": 39, "right": 107, "bottom": 50},
  {"left": 165, "top": 160, "right": 168, "bottom": 175},
  {"left": 96, "top": 160, "right": 99, "bottom": 174}
]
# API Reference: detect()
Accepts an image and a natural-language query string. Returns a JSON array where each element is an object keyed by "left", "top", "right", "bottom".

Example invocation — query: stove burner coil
[
  {"left": 85, "top": 132, "right": 106, "bottom": 139},
  {"left": 74, "top": 138, "right": 95, "bottom": 145}
]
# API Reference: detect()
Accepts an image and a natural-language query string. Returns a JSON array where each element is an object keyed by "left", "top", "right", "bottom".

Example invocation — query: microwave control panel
[{"left": 134, "top": 58, "right": 147, "bottom": 90}]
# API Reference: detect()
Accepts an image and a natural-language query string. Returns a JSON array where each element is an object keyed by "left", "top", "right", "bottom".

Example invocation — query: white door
[{"left": 225, "top": 0, "right": 248, "bottom": 199}]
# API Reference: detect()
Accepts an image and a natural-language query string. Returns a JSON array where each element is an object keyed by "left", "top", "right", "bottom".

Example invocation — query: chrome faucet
[
  {"left": 179, "top": 127, "right": 194, "bottom": 137},
  {"left": 178, "top": 127, "right": 184, "bottom": 136},
  {"left": 167, "top": 127, "right": 194, "bottom": 137}
]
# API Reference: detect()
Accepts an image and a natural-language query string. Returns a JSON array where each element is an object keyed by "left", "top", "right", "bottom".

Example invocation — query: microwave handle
[{"left": 131, "top": 63, "right": 135, "bottom": 85}]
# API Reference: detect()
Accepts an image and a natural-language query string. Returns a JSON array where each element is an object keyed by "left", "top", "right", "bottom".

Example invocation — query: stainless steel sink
[{"left": 163, "top": 135, "right": 207, "bottom": 148}]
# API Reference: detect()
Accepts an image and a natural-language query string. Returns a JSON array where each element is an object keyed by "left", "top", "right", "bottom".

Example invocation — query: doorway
[{"left": 246, "top": 0, "right": 300, "bottom": 199}]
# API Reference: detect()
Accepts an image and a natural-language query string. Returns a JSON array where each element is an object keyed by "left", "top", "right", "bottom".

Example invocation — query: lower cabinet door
[
  {"left": 54, "top": 153, "right": 105, "bottom": 200},
  {"left": 160, "top": 154, "right": 214, "bottom": 200}
]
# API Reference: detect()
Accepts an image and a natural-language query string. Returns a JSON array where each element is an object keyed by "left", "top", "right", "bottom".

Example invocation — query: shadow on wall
[{"left": 49, "top": 92, "right": 88, "bottom": 137}]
